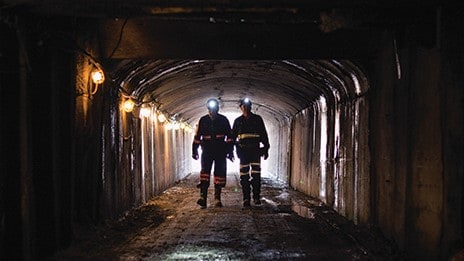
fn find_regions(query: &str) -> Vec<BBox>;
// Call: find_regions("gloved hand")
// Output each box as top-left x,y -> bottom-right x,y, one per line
260,148 -> 269,160
227,153 -> 235,162
192,153 -> 199,160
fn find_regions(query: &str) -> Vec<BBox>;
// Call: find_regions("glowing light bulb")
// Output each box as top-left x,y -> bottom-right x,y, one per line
91,70 -> 105,84
164,122 -> 173,130
139,107 -> 151,118
158,113 -> 166,123
122,99 -> 135,112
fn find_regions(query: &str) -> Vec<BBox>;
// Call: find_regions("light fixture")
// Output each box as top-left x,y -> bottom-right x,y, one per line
91,69 -> 105,84
122,98 -> 135,113
172,122 -> 180,130
139,107 -> 151,118
157,113 -> 166,123
164,121 -> 173,130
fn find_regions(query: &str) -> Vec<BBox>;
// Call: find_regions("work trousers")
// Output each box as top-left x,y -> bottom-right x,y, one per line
238,147 -> 261,201
199,150 -> 227,192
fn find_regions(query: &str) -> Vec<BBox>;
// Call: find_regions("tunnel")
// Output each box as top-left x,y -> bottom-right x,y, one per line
112,59 -> 368,192
1,1 -> 463,260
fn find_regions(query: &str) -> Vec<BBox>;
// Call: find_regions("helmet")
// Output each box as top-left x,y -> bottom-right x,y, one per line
206,98 -> 219,111
239,97 -> 252,108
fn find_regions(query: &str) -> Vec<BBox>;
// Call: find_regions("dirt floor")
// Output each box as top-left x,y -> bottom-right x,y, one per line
53,172 -> 402,260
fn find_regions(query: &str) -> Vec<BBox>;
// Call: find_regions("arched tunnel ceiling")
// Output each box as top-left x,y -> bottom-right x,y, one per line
84,1 -> 426,127
4,0 -> 436,127
111,59 -> 367,125
5,0 -> 431,127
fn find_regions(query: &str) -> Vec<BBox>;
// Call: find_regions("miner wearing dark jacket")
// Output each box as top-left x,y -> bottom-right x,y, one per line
231,98 -> 270,207
192,98 -> 234,208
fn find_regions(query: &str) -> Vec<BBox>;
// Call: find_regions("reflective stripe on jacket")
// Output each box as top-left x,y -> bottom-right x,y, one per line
232,113 -> 269,150
192,113 -> 233,154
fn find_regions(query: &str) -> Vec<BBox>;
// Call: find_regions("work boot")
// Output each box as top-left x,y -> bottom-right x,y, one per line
243,199 -> 251,208
253,198 -> 262,205
214,199 -> 223,207
197,185 -> 208,209
197,197 -> 207,209
214,186 -> 223,207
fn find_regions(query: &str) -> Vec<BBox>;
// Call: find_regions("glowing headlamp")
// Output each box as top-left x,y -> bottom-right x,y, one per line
239,97 -> 252,107
207,99 -> 219,110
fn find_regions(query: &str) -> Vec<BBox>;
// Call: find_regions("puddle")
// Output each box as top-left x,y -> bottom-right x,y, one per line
291,202 -> 316,219
158,245 -> 245,260
262,197 -> 279,208
276,191 -> 290,200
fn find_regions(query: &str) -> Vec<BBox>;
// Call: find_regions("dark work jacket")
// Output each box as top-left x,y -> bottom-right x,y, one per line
232,113 -> 270,150
192,113 -> 233,155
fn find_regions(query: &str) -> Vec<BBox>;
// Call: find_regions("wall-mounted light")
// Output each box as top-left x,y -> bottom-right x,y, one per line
172,122 -> 180,130
185,125 -> 194,133
139,107 -> 151,118
157,113 -> 167,123
122,98 -> 135,113
164,121 -> 173,130
91,69 -> 105,84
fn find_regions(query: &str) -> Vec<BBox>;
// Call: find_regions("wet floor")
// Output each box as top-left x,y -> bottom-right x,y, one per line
54,172 -> 401,260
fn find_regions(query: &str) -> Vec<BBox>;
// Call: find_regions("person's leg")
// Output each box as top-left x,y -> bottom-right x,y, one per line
213,155 -> 227,207
198,152 -> 213,208
239,156 -> 251,206
250,163 -> 261,204
250,151 -> 262,205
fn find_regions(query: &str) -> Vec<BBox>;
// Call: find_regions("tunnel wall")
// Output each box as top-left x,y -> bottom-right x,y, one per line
99,93 -> 193,218
264,119 -> 290,182
291,108 -> 320,197
369,30 -> 443,260
367,8 -> 464,259
0,17 -> 77,259
289,8 -> 464,260
290,94 -> 370,225
0,21 -> 23,260
138,108 -> 192,203
440,8 -> 464,259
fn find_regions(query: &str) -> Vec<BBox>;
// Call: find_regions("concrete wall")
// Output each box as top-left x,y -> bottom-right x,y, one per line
289,8 -> 464,260
138,107 -> 192,203
440,7 -> 464,258
369,31 -> 447,259
366,8 -> 463,259
266,118 -> 290,182
290,92 -> 370,225
99,95 -> 193,217
0,16 -> 78,259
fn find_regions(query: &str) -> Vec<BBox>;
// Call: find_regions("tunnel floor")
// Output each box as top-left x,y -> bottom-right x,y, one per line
54,173 -> 401,260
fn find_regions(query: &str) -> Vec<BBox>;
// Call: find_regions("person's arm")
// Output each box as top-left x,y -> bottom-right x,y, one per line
225,118 -> 234,162
258,116 -> 270,159
192,119 -> 202,160
231,118 -> 240,159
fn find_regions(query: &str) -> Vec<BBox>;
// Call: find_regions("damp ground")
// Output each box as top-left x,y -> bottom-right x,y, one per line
53,172 -> 402,260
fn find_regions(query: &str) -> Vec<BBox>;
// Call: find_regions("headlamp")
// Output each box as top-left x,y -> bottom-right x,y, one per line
239,97 -> 252,107
207,99 -> 219,110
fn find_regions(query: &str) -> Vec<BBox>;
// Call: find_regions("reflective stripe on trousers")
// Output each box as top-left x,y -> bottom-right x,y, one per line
199,151 -> 227,187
